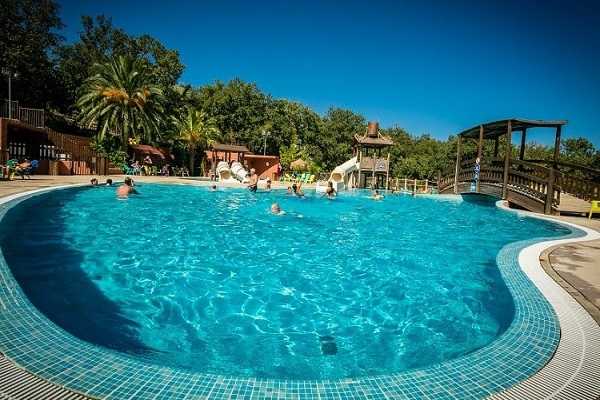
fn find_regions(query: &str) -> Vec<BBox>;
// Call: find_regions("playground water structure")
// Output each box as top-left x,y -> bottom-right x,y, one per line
216,160 -> 250,183
316,156 -> 359,193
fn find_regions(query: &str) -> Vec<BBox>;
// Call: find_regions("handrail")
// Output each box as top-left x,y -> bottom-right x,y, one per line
438,157 -> 566,214
0,100 -> 45,127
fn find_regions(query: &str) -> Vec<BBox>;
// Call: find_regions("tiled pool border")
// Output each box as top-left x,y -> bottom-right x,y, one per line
0,187 -> 599,399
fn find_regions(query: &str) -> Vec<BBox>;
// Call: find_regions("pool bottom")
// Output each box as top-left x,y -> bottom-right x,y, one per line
0,189 -> 594,399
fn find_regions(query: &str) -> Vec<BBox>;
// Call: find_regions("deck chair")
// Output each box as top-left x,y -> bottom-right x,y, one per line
284,173 -> 293,182
305,174 -> 315,184
123,165 -> 137,175
1,159 -> 18,180
18,160 -> 39,179
589,200 -> 600,219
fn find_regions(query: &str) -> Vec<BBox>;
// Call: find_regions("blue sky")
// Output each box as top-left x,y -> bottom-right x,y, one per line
56,0 -> 600,148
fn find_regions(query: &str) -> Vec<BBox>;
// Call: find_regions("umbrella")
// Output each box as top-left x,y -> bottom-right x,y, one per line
290,159 -> 309,171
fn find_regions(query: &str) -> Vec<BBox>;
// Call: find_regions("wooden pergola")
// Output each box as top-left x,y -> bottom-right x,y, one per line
454,118 -> 568,214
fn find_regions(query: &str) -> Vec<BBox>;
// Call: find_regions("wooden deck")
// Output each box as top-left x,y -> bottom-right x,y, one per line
558,193 -> 594,216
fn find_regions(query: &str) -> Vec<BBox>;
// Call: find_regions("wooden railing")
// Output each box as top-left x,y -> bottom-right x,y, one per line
0,100 -> 45,127
44,127 -> 107,175
439,157 -> 564,214
359,157 -> 389,171
390,178 -> 438,193
527,160 -> 600,201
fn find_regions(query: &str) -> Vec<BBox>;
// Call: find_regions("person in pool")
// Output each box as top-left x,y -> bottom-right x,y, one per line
116,177 -> 139,198
372,189 -> 383,200
321,181 -> 336,199
270,203 -> 282,214
292,182 -> 306,199
247,168 -> 258,192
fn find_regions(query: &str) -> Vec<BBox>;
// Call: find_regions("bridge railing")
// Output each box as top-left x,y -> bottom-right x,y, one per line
439,157 -> 562,213
527,160 -> 600,201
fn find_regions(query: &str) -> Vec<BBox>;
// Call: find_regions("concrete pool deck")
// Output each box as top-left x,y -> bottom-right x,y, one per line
0,174 -> 599,399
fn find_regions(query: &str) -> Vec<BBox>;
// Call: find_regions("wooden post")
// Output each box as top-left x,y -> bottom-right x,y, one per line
519,128 -> 527,160
371,153 -> 376,187
553,125 -> 562,163
385,152 -> 390,190
502,120 -> 513,199
546,124 -> 562,214
476,125 -> 484,193
545,168 -> 555,214
493,138 -> 499,158
454,135 -> 461,194
357,148 -> 362,189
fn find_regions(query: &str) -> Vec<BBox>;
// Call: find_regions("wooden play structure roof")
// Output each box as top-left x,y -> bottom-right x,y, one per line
131,144 -> 174,164
458,118 -> 568,141
210,144 -> 250,153
353,121 -> 394,148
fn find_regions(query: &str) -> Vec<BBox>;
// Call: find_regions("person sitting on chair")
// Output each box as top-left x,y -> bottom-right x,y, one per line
14,158 -> 32,179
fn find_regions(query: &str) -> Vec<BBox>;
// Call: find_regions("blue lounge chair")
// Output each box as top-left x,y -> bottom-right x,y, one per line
18,160 -> 39,179
123,165 -> 137,175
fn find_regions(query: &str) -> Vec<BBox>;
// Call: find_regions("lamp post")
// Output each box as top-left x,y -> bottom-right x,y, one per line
2,69 -> 17,120
261,130 -> 270,156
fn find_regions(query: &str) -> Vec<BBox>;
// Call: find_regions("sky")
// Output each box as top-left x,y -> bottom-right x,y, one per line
55,0 -> 600,149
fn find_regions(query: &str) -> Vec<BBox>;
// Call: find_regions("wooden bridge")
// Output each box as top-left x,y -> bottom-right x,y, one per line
438,119 -> 600,216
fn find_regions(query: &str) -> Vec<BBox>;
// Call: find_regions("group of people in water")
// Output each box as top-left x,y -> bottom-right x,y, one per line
99,172 -> 395,209
90,176 -> 139,199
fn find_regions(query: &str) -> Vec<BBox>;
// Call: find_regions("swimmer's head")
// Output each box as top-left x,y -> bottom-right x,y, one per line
270,203 -> 280,214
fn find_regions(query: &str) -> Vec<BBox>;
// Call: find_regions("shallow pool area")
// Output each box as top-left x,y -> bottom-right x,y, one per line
0,182 -> 598,399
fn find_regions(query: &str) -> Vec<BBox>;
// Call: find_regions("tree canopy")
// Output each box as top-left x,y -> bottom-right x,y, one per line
2,0 -> 598,179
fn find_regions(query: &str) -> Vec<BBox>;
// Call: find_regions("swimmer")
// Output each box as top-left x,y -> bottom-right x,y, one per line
270,203 -> 282,214
292,182 -> 306,199
247,168 -> 258,192
372,189 -> 383,200
116,177 -> 139,198
321,181 -> 336,199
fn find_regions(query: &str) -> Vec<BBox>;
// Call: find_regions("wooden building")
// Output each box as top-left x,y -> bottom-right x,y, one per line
353,122 -> 394,189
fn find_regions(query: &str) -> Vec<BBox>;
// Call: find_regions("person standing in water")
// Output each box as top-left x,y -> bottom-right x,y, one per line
247,168 -> 258,192
116,177 -> 139,198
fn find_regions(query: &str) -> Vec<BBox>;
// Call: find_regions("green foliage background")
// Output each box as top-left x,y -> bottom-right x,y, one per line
2,0 -> 599,178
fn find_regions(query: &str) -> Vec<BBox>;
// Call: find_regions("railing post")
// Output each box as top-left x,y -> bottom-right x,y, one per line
454,135 -> 461,194
545,168 -> 555,214
502,121 -> 512,199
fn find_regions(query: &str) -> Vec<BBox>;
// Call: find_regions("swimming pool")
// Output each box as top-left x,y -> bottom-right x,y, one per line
0,183 -> 593,399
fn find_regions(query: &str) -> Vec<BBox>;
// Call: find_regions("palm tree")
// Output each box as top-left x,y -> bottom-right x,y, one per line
76,54 -> 165,149
172,105 -> 221,176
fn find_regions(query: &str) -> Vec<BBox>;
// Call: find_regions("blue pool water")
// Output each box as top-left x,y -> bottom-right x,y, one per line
0,184 -> 572,380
